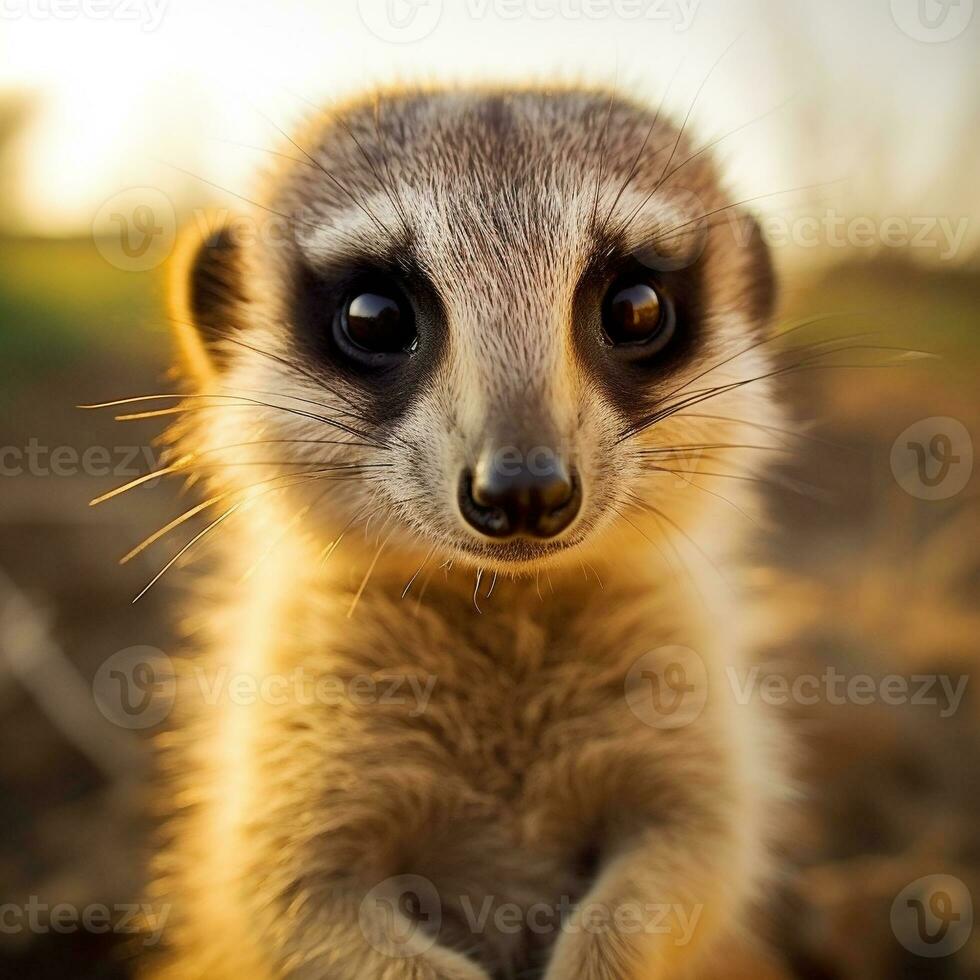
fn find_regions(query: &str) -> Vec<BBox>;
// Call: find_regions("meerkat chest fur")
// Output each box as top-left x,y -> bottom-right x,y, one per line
204,544 -> 744,978
155,87 -> 785,980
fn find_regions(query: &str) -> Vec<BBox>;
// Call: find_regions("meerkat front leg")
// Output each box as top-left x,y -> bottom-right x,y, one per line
541,689 -> 764,980
543,825 -> 748,980
265,891 -> 493,980
293,936 -> 492,980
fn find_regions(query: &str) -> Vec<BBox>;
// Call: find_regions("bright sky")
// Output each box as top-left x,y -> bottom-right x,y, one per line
0,0 -> 977,260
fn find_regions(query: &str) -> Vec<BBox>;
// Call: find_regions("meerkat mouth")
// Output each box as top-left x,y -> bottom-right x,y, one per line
450,528 -> 590,570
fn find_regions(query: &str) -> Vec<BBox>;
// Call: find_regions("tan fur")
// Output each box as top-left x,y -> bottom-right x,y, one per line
146,86 -> 789,980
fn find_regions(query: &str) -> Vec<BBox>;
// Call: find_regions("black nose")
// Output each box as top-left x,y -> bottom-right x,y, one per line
458,449 -> 582,539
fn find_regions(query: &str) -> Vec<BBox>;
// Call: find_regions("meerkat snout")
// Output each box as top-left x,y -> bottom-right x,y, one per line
459,446 -> 581,539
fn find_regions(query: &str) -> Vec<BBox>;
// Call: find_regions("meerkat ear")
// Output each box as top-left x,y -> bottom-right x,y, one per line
735,210 -> 777,327
169,219 -> 247,387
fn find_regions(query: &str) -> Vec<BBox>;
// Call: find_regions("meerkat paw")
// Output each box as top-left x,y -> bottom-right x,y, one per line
415,946 -> 493,980
542,933 -> 643,980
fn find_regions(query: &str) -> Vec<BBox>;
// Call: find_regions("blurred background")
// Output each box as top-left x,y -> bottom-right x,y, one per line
0,0 -> 978,977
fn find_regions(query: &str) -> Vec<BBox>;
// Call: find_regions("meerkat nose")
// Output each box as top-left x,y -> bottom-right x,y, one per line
458,447 -> 581,540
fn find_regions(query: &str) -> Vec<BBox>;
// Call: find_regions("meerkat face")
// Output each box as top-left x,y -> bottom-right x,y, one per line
175,88 -> 778,575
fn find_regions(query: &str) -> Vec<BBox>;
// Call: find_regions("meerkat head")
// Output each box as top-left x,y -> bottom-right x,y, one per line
170,87 -> 778,577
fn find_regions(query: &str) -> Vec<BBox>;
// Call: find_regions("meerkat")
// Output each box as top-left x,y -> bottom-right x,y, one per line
140,85 -> 788,980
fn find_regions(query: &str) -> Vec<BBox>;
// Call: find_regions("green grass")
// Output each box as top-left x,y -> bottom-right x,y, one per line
0,237 -> 167,375
782,257 -> 980,380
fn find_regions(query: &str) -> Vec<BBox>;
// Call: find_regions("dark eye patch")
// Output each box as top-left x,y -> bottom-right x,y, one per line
571,244 -> 707,425
288,253 -> 446,424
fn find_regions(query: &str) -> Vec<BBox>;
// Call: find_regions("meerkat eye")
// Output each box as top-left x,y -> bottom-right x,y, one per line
334,282 -> 417,365
601,279 -> 675,352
